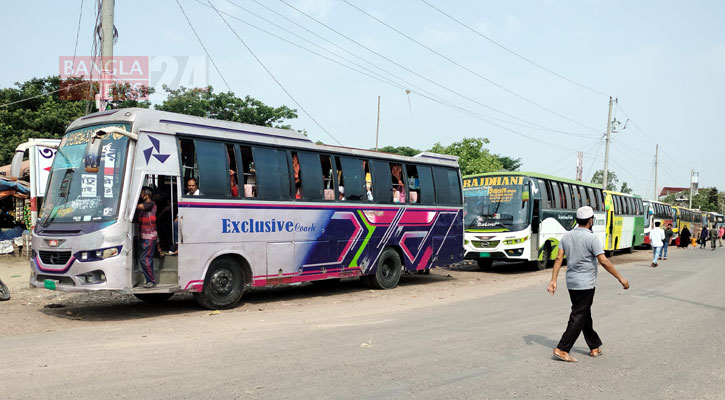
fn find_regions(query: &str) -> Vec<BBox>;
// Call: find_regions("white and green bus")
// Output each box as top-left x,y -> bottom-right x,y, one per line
463,172 -> 606,270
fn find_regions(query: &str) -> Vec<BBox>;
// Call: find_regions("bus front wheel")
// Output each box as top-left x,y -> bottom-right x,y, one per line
194,257 -> 245,310
477,259 -> 493,271
533,243 -> 551,271
366,248 -> 402,289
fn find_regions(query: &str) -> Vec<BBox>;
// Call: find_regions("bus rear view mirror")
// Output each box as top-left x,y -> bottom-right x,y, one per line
84,131 -> 107,173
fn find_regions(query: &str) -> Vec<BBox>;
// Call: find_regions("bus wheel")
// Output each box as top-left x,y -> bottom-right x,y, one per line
134,293 -> 173,303
366,248 -> 402,289
533,243 -> 551,271
625,238 -> 634,254
477,259 -> 493,271
193,257 -> 244,310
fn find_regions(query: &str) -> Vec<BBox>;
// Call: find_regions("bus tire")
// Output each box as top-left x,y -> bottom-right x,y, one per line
193,257 -> 245,310
533,243 -> 551,271
366,248 -> 402,289
625,237 -> 634,253
477,259 -> 493,271
134,293 -> 173,303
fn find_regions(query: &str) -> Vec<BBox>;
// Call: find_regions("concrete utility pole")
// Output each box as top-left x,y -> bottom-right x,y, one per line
98,0 -> 115,111
602,97 -> 615,190
689,169 -> 694,209
375,96 -> 381,151
654,144 -> 659,200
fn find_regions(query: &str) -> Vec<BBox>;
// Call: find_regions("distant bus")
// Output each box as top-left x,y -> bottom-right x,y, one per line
603,190 -> 645,253
673,206 -> 701,246
642,200 -> 674,247
463,172 -> 606,270
24,108 -> 464,309
710,212 -> 725,229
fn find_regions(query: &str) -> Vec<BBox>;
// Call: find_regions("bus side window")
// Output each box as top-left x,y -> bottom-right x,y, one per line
578,186 -> 588,208
417,166 -> 434,205
596,189 -> 604,210
562,184 -> 572,209
226,144 -> 240,198
337,156 -> 365,201
371,160 -> 391,203
320,154 -> 335,201
195,139 -> 229,198
390,163 -> 405,203
537,179 -> 550,208
587,187 -> 596,209
432,167 -> 451,205
179,138 -> 198,185
405,164 -> 420,203
550,182 -> 561,208
240,146 -> 256,198
446,169 -> 462,206
363,160 -> 373,201
294,151 -> 324,201
253,147 -> 291,201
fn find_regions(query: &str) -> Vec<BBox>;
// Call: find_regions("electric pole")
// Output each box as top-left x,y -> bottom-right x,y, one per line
375,96 -> 380,151
654,144 -> 658,200
602,97 -> 615,190
98,0 -> 115,111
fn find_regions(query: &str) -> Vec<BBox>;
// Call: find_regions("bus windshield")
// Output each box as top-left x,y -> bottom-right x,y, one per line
463,177 -> 529,231
39,123 -> 130,227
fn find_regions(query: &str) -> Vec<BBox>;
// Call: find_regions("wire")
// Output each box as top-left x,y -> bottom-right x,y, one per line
0,81 -> 91,108
206,0 -> 342,146
175,0 -> 232,92
277,0 -> 599,139
341,0 -> 602,134
72,0 -> 85,65
419,0 -> 610,98
224,1 -> 597,139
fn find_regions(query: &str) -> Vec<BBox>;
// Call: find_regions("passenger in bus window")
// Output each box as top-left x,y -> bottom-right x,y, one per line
363,160 -> 373,201
292,153 -> 302,199
391,164 -> 405,203
186,178 -> 200,196
338,186 -> 345,200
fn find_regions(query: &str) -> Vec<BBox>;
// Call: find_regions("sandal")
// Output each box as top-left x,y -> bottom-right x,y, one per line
553,349 -> 578,362
590,348 -> 603,357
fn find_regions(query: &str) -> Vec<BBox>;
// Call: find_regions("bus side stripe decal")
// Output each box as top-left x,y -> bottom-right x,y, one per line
350,210 -> 376,268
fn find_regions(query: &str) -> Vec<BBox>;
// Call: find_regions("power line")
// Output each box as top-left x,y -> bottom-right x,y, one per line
72,0 -> 85,65
341,0 -> 602,134
276,0 -> 598,139
175,0 -> 232,92
206,0 -> 342,146
418,0 -> 610,98
0,81 -> 90,108
224,1 -> 597,139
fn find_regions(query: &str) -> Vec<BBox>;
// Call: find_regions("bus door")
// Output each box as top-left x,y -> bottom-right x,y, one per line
135,174 -> 180,288
606,200 -> 614,249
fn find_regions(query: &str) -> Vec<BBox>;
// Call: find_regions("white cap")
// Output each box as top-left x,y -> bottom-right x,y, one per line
576,206 -> 594,219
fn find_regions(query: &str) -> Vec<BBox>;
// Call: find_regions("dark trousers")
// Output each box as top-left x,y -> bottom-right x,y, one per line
140,239 -> 156,283
557,288 -> 602,352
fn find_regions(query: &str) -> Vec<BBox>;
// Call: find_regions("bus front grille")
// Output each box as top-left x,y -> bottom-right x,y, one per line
471,240 -> 499,249
38,250 -> 72,265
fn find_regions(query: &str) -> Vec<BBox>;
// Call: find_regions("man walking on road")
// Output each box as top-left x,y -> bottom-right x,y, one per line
662,223 -> 674,260
650,222 -> 665,267
547,206 -> 630,363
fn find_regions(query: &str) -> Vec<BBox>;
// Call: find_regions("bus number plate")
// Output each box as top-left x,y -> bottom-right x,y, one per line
44,279 -> 58,290
479,252 -> 490,258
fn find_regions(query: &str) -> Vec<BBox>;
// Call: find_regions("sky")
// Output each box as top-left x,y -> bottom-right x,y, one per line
1,0 -> 724,200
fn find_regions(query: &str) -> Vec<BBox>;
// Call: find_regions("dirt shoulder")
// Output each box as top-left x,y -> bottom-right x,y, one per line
0,248 -> 653,337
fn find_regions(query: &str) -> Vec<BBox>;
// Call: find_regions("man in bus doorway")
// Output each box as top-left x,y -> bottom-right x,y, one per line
650,222 -> 665,267
547,206 -> 630,362
136,187 -> 158,288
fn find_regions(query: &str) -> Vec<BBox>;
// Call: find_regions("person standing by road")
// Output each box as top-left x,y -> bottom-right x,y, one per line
662,223 -> 674,260
136,187 -> 158,288
711,225 -> 718,251
679,226 -> 691,249
547,206 -> 630,363
700,226 -> 709,249
719,226 -> 724,248
650,222 -> 665,267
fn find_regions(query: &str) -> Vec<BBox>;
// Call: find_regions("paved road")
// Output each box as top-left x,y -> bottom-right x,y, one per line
2,247 -> 724,399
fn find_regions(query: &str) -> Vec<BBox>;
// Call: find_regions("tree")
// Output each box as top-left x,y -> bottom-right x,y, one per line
619,182 -> 633,194
495,155 -> 522,171
591,169 -> 628,192
428,137 -> 502,176
691,187 -> 721,212
373,145 -> 421,157
155,85 -> 297,129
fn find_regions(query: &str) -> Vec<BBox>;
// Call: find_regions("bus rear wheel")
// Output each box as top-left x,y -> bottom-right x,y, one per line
194,257 -> 245,310
533,243 -> 551,271
366,248 -> 402,289
477,259 -> 493,271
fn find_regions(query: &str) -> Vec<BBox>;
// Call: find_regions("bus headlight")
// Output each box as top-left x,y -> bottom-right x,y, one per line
76,246 -> 122,262
503,236 -> 528,245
